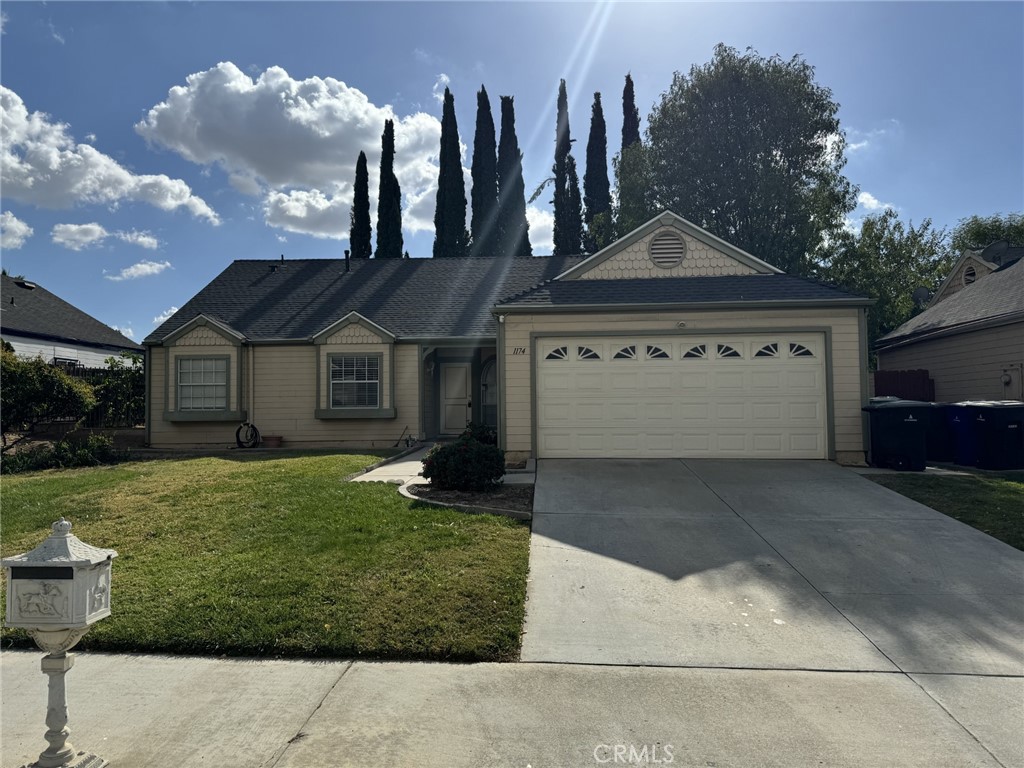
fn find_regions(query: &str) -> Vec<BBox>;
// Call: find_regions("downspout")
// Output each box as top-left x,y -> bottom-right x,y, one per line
144,346 -> 151,447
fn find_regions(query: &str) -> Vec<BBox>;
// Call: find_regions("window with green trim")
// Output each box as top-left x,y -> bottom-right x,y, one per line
330,355 -> 380,408
177,358 -> 227,411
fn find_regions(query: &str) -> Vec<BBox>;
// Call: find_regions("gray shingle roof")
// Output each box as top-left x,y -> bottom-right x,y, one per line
495,274 -> 871,309
145,256 -> 586,343
1,275 -> 143,351
877,257 -> 1024,347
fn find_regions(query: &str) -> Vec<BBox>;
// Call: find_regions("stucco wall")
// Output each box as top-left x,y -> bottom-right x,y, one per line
501,307 -> 866,460
877,321 -> 1024,402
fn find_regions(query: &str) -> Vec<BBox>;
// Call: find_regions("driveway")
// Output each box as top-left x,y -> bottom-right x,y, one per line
522,459 -> 1024,676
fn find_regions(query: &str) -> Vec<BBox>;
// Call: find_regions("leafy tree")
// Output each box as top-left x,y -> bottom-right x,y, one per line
433,88 -> 469,258
375,119 -> 404,258
614,141 -> 653,236
645,44 -> 856,275
93,352 -> 145,427
496,96 -> 532,257
584,92 -> 612,252
349,151 -> 372,259
1,349 -> 96,452
552,79 -> 582,255
470,86 -> 499,257
950,212 -> 1024,253
820,210 -> 952,350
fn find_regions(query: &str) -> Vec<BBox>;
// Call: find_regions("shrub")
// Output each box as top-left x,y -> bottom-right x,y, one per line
422,437 -> 505,491
460,421 -> 498,446
1,349 -> 96,450
92,353 -> 145,427
0,435 -> 125,474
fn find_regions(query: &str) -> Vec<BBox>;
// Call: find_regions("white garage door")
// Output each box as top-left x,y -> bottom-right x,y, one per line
536,334 -> 827,459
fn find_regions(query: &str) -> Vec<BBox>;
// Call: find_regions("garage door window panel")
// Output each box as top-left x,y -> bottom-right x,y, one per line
545,346 -> 568,360
577,345 -> 602,360
754,343 -> 779,358
716,343 -> 744,359
613,345 -> 637,360
789,342 -> 815,358
646,344 -> 671,360
682,344 -> 707,359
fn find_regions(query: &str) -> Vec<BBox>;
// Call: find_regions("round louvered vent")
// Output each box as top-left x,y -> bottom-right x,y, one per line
648,231 -> 686,268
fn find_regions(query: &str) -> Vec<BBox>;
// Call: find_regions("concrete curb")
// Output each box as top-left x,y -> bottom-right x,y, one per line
342,443 -> 427,482
399,479 -> 532,521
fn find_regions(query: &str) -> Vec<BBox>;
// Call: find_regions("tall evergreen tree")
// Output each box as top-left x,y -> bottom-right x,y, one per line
470,85 -> 499,257
433,87 -> 469,258
496,96 -> 532,257
552,79 -> 582,255
565,154 -> 584,254
583,92 -> 612,252
622,72 -> 641,151
349,151 -> 372,259
375,120 -> 403,258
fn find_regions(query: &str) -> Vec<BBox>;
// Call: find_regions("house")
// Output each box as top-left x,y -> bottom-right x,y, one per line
876,244 -> 1024,402
143,212 -> 873,463
1,274 -> 143,367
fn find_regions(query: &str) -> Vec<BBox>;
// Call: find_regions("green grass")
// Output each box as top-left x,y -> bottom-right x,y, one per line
1,453 -> 530,661
869,470 -> 1024,551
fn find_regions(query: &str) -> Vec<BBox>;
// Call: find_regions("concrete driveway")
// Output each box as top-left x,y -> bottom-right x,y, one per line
523,459 -> 1024,675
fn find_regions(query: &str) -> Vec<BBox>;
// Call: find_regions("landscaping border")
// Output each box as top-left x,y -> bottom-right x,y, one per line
400,480 -> 532,521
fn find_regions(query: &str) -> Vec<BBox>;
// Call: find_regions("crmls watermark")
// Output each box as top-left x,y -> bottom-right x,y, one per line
593,744 -> 675,764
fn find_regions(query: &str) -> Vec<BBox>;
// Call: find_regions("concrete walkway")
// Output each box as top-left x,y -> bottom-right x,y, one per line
2,651 -> 1018,768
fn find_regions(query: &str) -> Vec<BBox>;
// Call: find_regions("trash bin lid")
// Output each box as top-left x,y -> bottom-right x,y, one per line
862,398 -> 934,411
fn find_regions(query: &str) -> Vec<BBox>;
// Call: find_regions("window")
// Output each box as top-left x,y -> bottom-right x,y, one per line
613,345 -> 637,360
177,358 -> 227,411
330,355 -> 379,408
577,346 -> 601,360
716,344 -> 742,359
682,344 -> 707,359
754,343 -> 779,358
646,345 -> 671,360
546,346 -> 568,360
789,343 -> 815,358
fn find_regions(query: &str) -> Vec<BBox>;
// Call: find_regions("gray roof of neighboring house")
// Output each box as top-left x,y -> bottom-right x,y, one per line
877,256 -> 1024,348
0,274 -> 143,352
145,256 -> 587,343
495,273 -> 871,310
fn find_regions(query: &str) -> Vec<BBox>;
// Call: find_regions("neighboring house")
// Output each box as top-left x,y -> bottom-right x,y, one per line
144,212 -> 873,463
1,274 -> 143,367
876,248 -> 1024,402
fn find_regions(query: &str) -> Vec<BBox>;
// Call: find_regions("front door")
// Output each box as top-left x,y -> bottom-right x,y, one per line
441,362 -> 472,434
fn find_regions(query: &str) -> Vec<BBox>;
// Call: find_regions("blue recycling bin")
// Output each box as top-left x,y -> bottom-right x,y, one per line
948,402 -> 982,466
926,402 -> 954,463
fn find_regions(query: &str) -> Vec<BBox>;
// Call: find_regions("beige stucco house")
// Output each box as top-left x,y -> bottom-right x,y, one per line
876,246 -> 1024,402
144,212 -> 873,463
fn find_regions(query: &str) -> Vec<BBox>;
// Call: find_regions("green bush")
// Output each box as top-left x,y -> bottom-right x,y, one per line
93,353 -> 145,427
460,421 -> 498,446
1,348 -> 96,447
422,437 -> 505,491
0,435 -> 125,474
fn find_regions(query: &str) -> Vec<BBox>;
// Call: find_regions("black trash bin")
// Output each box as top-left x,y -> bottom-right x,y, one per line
970,401 -> 1024,470
862,399 -> 932,471
948,402 -> 983,466
926,402 -> 954,463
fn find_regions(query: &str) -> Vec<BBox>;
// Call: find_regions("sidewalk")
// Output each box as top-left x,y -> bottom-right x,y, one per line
3,650 -> 1016,768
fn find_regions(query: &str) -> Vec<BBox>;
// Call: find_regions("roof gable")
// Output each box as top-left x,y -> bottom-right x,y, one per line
928,251 -> 994,306
556,211 -> 783,281
313,311 -> 395,344
163,314 -> 245,346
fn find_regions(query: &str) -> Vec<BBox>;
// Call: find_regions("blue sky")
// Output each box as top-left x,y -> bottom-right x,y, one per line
1,1 -> 1021,342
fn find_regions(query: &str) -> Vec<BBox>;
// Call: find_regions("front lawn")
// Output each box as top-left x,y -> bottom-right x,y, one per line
869,470 -> 1024,551
1,453 -> 530,661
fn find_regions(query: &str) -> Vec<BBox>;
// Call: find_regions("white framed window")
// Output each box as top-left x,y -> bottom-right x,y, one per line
177,357 -> 228,411
330,355 -> 380,408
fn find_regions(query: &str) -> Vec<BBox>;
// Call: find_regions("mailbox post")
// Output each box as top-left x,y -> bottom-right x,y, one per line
3,518 -> 117,768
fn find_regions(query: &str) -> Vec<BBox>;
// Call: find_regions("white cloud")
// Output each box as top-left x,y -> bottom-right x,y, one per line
134,62 -> 445,239
845,120 -> 903,155
432,73 -> 451,104
0,211 -> 33,249
52,222 -> 109,250
526,205 -> 553,254
48,20 -> 64,45
110,325 -> 135,340
51,222 -> 160,251
153,306 -> 178,324
857,191 -> 895,212
1,86 -> 219,224
0,12 -> 8,35
105,259 -> 172,281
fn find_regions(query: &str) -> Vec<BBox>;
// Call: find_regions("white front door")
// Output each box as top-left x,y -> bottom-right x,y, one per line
441,362 -> 472,434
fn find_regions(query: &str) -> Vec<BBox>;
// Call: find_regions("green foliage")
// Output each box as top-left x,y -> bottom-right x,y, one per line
584,92 -> 612,253
433,88 -> 470,258
645,44 -> 856,275
950,212 -> 1024,253
422,437 -> 505,491
613,141 -> 653,236
460,421 -> 498,446
349,151 -> 373,259
470,86 -> 499,257
621,73 -> 641,151
1,349 -> 96,448
1,435 -> 124,474
375,119 -> 404,258
820,209 -> 952,351
552,79 -> 583,256
93,352 -> 145,427
495,96 -> 532,257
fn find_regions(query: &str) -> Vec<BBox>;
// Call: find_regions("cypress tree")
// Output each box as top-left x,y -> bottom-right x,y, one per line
583,92 -> 611,252
470,85 -> 499,257
433,87 -> 469,258
496,96 -> 532,257
565,154 -> 584,254
622,72 -> 641,151
552,79 -> 582,255
375,120 -> 404,258
349,151 -> 372,259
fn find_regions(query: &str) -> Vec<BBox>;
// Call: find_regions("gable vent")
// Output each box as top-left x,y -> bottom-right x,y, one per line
648,231 -> 686,269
